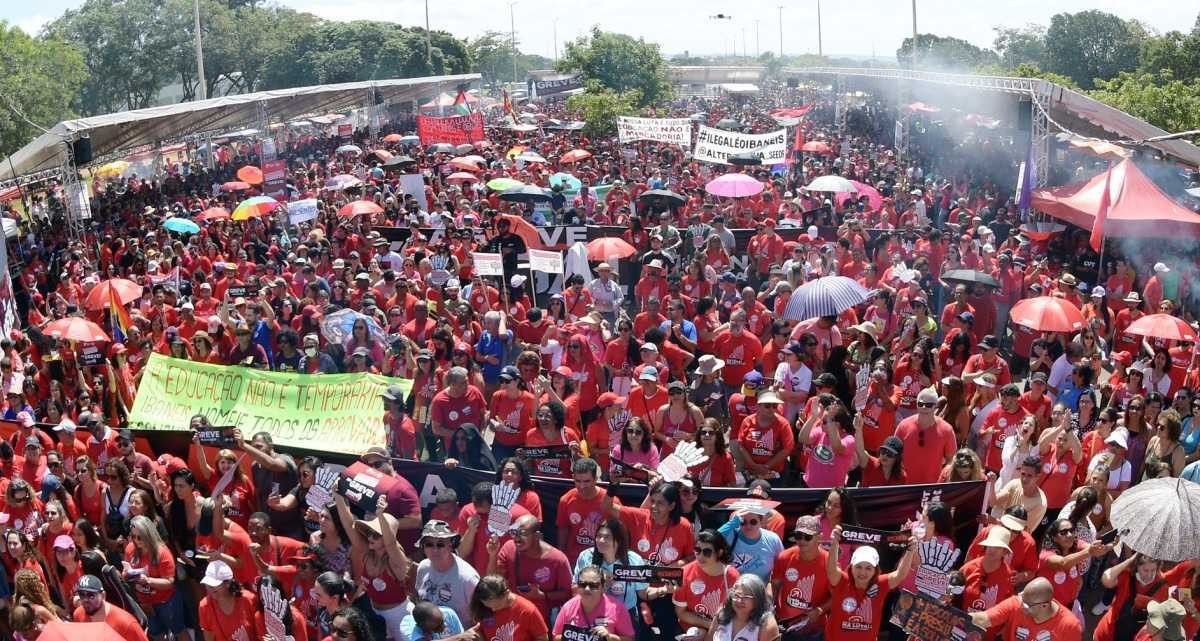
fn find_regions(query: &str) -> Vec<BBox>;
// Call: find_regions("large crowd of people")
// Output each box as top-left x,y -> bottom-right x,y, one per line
0,83 -> 1197,641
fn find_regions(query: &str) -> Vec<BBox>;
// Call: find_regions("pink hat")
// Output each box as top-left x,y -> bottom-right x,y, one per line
52,534 -> 75,550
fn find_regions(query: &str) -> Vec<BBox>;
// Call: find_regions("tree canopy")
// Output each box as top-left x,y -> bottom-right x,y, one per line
1044,10 -> 1141,89
0,22 -> 87,158
896,34 -> 999,70
557,28 -> 671,107
468,31 -> 553,88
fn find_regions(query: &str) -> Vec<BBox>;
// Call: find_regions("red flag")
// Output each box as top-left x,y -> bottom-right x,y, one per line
1090,162 -> 1113,252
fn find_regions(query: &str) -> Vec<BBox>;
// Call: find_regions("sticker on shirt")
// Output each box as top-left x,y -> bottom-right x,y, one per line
786,574 -> 815,609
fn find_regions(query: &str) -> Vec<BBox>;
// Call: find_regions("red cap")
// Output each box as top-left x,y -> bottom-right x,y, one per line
763,218 -> 776,227
1112,351 -> 1132,366
596,392 -> 627,408
454,342 -> 472,355
553,365 -> 574,378
156,454 -> 189,476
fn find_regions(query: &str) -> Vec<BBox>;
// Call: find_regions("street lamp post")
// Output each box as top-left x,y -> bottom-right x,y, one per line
509,2 -> 519,83
193,0 -> 207,101
816,0 -> 823,57
553,18 -> 559,62
777,6 -> 784,57
911,0 -> 919,68
754,20 -> 760,56
425,0 -> 432,66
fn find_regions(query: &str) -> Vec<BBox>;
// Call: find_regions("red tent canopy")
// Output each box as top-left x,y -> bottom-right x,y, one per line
1031,159 -> 1200,239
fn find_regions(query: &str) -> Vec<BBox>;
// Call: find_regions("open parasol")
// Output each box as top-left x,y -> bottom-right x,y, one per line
45,317 -> 110,343
586,237 -> 637,261
196,207 -> 230,222
560,149 -> 592,163
231,196 -> 281,220
705,174 -> 764,198
236,166 -> 263,184
941,269 -> 1000,289
805,175 -> 855,193
1111,477 -> 1200,561
1124,313 -> 1198,342
163,218 -> 201,235
1009,296 -> 1085,333
83,278 -> 142,311
221,181 -> 251,193
446,172 -> 480,184
800,141 -> 832,154
638,189 -> 687,209
782,276 -> 870,321
487,178 -> 524,192
499,185 -> 552,204
338,200 -> 384,217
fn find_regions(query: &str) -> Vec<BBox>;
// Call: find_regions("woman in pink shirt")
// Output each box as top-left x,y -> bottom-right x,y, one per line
797,404 -> 857,488
552,566 -> 635,641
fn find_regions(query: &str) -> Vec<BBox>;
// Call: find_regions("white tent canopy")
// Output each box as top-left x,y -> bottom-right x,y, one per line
0,73 -> 480,182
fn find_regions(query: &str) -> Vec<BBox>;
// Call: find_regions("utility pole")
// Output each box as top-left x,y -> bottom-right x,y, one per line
777,6 -> 784,57
509,2 -> 518,83
193,0 -> 207,101
425,0 -> 432,66
816,0 -> 823,58
911,0 -> 919,68
742,29 -> 747,58
553,19 -> 559,62
754,20 -> 760,56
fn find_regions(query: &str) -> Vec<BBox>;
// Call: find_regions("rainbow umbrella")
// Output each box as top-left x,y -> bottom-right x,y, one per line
231,195 -> 281,221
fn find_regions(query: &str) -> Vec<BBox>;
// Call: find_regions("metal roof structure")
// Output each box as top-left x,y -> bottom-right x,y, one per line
0,73 -> 481,183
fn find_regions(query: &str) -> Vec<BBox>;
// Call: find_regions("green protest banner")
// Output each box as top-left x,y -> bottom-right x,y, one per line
128,353 -> 411,455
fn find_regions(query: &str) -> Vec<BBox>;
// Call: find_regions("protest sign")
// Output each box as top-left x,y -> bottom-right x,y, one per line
609,457 -> 650,482
714,498 -> 782,514
398,174 -> 427,201
306,466 -> 339,511
79,342 -> 105,366
196,426 -> 238,448
693,126 -> 788,165
892,590 -> 983,641
472,252 -> 504,276
337,462 -> 398,514
561,625 -> 602,641
210,455 -> 245,497
528,248 -> 564,273
288,198 -> 319,226
263,159 -> 287,198
531,74 -> 582,97
516,445 -> 573,460
128,353 -> 411,455
417,113 -> 486,146
612,564 -> 684,583
617,116 -> 692,146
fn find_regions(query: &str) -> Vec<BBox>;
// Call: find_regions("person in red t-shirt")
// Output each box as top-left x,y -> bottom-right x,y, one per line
473,575 -> 551,641
961,527 -> 1015,615
555,459 -> 613,564
198,560 -> 258,641
713,312 -> 763,389
971,578 -> 1083,641
489,367 -> 536,460
771,515 -> 832,631
72,574 -> 150,641
825,525 -> 916,641
735,392 -> 794,480
980,385 -> 1031,471
429,368 -> 489,451
893,388 -> 957,483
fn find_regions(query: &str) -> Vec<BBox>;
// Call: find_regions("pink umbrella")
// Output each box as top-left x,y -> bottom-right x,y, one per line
836,180 -> 884,211
446,172 -> 479,184
704,173 -> 764,198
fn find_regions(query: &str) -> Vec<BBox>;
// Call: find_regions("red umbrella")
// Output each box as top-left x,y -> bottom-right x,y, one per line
383,133 -> 403,143
338,200 -> 384,217
801,141 -> 832,154
45,317 -> 110,343
586,237 -> 637,261
560,149 -> 592,163
446,172 -> 479,184
370,149 -> 394,161
1125,314 -> 1198,342
236,166 -> 263,185
83,278 -> 142,311
449,158 -> 484,172
1009,296 -> 1085,333
221,181 -> 251,192
500,214 -> 544,250
197,206 -> 231,221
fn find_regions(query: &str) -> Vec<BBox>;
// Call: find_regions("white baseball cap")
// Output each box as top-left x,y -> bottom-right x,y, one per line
850,545 -> 880,568
200,560 -> 233,587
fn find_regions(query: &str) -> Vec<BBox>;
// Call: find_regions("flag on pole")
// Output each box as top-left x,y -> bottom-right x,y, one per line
1017,141 -> 1037,212
1090,162 -> 1114,252
109,287 -> 133,343
502,89 -> 517,122
452,89 -> 471,116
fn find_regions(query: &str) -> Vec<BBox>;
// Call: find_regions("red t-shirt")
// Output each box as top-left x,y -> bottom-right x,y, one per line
490,390 -> 537,448
825,573 -> 891,641
967,525 -> 1040,577
893,416 -> 957,483
496,539 -> 573,622
672,561 -> 740,619
960,556 -> 1014,612
124,542 -> 176,606
73,604 -> 149,641
982,405 -> 1030,470
772,547 -> 831,622
430,386 -> 488,448
555,488 -> 611,565
198,590 -> 257,641
197,521 -> 256,585
1037,545 -> 1086,607
619,505 -> 694,565
737,411 -> 796,472
478,593 -> 549,641
454,501 -> 530,573
524,427 -> 581,478
983,595 -> 1083,641
1038,444 -> 1079,509
713,330 -> 763,387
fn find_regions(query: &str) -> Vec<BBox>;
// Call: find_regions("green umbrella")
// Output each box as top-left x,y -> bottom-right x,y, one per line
550,172 -> 582,191
487,178 -> 525,191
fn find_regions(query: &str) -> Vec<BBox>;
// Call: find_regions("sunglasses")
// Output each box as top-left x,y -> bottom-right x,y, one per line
742,518 -> 760,527
1056,528 -> 1075,536
423,541 -> 449,549
916,401 -> 936,408
626,428 -> 644,435
795,532 -> 816,541
697,547 -> 716,557
698,430 -> 717,437
577,581 -> 602,590
332,626 -> 353,639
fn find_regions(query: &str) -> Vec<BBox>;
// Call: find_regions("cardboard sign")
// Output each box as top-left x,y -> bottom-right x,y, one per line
79,342 -> 105,366
617,116 -> 692,146
609,457 -> 650,482
306,466 -> 339,511
472,252 -> 505,276
196,427 -> 238,448
528,248 -> 564,274
259,582 -> 288,641
288,198 -> 319,226
612,564 -> 684,583
561,625 -> 602,641
693,126 -> 788,165
517,445 -> 573,460
892,589 -> 983,641
263,159 -> 287,198
225,284 -> 260,299
841,524 -> 911,550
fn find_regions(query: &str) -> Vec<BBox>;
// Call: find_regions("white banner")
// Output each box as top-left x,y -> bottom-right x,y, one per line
692,126 -> 788,165
617,116 -> 692,146
528,248 -> 564,274
398,173 -> 426,201
288,198 -> 319,226
472,252 -> 504,276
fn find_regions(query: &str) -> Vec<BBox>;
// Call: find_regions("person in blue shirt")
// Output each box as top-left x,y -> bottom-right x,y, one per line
718,509 -> 784,582
659,299 -> 697,352
399,601 -> 463,641
474,310 -> 512,392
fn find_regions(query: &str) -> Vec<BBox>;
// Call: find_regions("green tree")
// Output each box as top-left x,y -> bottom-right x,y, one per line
992,24 -> 1047,68
896,34 -> 999,70
557,27 -> 671,107
1091,71 -> 1200,134
0,22 -> 87,157
564,87 -> 641,138
469,31 -> 552,87
973,62 -> 1080,89
1044,10 -> 1140,89
1138,30 -> 1200,82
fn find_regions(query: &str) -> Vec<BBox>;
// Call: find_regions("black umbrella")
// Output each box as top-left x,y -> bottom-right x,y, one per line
728,152 -> 763,166
637,189 -> 687,208
942,269 -> 1000,289
499,185 -> 552,204
383,155 -> 416,168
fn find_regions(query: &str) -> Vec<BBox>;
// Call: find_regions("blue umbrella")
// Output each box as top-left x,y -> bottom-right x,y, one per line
319,308 -> 389,346
162,217 -> 200,235
549,172 -> 582,191
782,276 -> 870,321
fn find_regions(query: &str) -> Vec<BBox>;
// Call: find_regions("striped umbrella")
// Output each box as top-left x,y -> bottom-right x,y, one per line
1111,477 -> 1200,561
782,276 -> 870,321
231,196 -> 280,220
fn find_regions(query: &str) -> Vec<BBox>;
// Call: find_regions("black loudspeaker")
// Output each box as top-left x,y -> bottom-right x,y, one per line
786,77 -> 799,88
71,137 -> 93,165
1016,99 -> 1032,134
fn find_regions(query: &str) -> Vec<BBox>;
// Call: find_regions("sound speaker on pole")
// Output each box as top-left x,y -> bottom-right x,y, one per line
71,137 -> 93,165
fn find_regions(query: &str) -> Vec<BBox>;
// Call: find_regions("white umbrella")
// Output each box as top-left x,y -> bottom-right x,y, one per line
517,152 -> 548,163
1111,477 -> 1200,562
335,144 -> 362,155
782,276 -> 871,321
806,175 -> 857,193
511,124 -> 538,133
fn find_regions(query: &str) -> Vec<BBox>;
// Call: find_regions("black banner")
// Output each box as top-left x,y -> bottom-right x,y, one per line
892,590 -> 983,641
196,427 -> 237,448
79,342 -> 105,366
531,74 -> 583,96
561,625 -> 601,641
516,445 -> 573,460
612,564 -> 684,583
395,460 -> 985,544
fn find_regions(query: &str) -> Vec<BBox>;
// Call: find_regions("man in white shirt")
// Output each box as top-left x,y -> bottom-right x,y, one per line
586,263 -> 624,326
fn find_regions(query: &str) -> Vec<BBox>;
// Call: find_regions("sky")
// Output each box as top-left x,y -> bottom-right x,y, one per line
3,0 -> 1198,60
